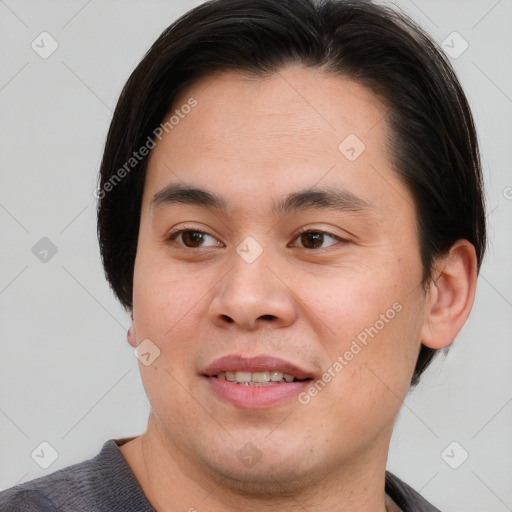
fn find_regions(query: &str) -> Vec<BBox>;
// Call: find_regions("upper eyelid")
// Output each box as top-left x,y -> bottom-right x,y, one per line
292,226 -> 343,239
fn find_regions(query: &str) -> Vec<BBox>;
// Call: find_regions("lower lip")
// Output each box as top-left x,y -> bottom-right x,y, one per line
205,377 -> 310,409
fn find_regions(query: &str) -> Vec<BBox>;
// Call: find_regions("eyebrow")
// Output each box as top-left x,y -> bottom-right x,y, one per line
150,183 -> 372,216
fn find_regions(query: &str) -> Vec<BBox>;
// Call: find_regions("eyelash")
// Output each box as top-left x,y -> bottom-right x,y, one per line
166,227 -> 348,251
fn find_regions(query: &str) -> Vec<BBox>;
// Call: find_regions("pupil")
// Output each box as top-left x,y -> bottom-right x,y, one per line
302,232 -> 323,249
183,231 -> 204,247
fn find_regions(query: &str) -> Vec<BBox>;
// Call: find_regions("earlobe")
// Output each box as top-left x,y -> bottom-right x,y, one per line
421,240 -> 478,350
127,311 -> 137,348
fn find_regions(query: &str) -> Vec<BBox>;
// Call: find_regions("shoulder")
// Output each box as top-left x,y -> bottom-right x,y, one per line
385,471 -> 442,512
0,442 -> 104,512
0,487 -> 62,511
0,438 -> 153,512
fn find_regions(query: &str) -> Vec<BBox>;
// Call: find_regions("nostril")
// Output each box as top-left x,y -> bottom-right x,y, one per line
259,314 -> 276,321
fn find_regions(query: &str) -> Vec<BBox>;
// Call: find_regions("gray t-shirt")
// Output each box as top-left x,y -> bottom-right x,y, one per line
0,438 -> 441,511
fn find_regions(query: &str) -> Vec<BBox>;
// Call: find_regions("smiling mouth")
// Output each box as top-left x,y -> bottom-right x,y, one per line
212,371 -> 312,385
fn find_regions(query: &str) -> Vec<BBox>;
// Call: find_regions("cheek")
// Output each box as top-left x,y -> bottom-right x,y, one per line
296,259 -> 403,342
298,257 -> 423,397
329,294 -> 423,417
131,261 -> 204,419
132,257 -> 207,341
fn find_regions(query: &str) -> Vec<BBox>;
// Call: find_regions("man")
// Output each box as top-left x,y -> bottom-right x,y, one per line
0,0 -> 485,510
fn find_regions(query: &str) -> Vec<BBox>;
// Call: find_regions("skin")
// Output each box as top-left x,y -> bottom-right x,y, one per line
119,64 -> 477,511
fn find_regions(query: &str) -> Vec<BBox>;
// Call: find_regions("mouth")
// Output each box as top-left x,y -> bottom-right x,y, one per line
201,354 -> 315,408
212,370 -> 311,385
202,354 -> 316,382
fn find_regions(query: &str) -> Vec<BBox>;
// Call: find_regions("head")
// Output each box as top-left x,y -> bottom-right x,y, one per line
97,0 -> 485,492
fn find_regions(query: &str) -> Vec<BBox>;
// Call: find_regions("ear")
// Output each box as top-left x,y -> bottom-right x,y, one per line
127,310 -> 137,348
421,240 -> 478,350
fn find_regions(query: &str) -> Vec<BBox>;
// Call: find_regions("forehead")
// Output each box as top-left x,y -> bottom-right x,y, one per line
143,64 -> 411,221
171,65 -> 388,148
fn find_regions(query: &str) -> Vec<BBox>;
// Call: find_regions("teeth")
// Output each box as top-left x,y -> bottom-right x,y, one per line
215,370 -> 298,384
252,371 -> 270,383
235,371 -> 252,383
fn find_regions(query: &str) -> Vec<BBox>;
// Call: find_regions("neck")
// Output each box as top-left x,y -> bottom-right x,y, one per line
119,414 -> 392,512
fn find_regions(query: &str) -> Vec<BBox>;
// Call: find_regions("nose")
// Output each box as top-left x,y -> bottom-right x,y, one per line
207,245 -> 297,331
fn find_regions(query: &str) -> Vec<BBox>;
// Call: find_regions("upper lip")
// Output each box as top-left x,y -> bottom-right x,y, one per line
201,354 -> 315,380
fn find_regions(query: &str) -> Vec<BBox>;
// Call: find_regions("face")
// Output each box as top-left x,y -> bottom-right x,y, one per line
129,64 -> 429,492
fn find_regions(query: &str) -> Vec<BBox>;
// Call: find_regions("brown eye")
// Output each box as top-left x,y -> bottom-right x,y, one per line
169,230 -> 220,248
292,230 -> 343,250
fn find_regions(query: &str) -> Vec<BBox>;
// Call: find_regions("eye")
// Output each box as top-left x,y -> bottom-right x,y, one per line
167,228 -> 346,250
167,229 -> 222,248
290,229 -> 345,250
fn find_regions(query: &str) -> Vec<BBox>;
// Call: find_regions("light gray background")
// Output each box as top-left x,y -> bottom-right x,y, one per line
0,0 -> 511,510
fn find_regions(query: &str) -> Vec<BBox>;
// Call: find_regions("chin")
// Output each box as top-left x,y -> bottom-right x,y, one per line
204,456 -> 318,498
193,438 -> 325,496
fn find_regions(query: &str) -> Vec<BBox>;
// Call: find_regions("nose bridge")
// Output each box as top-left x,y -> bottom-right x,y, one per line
230,238 -> 273,295
209,236 -> 296,329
